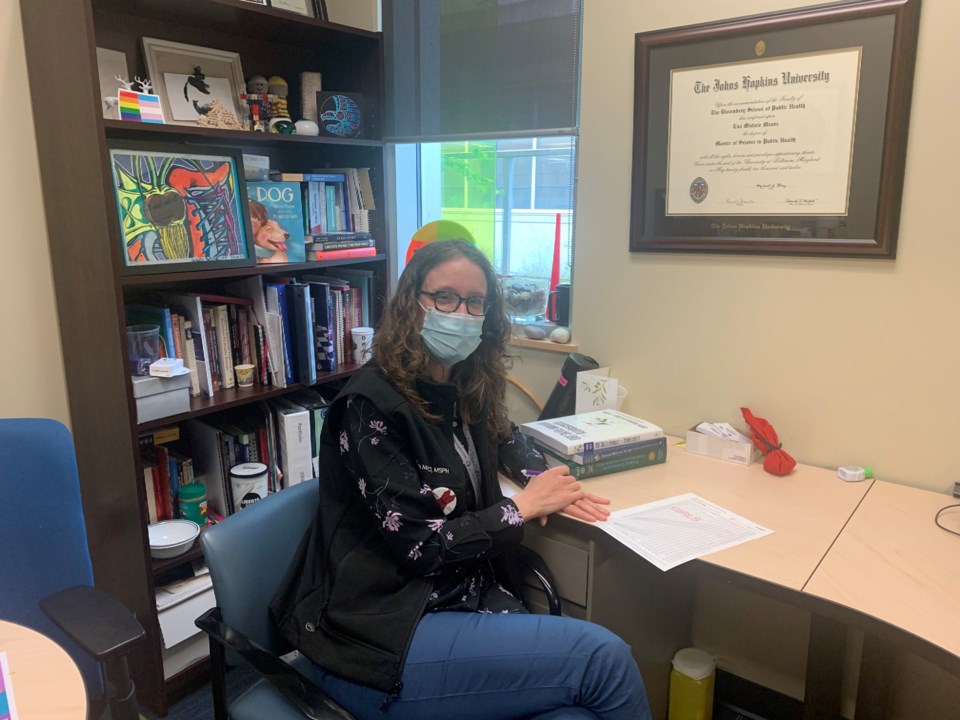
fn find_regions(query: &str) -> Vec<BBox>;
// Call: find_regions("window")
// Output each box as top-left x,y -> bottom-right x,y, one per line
386,1 -> 582,294
395,138 -> 574,280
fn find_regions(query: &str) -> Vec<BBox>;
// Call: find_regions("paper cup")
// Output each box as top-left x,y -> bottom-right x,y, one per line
235,363 -> 255,388
351,327 -> 374,365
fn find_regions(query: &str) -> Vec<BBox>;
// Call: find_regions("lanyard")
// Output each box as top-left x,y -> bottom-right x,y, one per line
452,424 -> 482,504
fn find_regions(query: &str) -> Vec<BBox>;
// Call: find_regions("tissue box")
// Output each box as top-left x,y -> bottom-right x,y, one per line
685,423 -> 756,465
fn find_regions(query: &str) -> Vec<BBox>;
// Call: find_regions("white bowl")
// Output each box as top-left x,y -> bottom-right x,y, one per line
148,519 -> 200,559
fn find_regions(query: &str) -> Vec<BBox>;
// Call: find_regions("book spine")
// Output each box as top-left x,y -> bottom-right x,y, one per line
309,246 -> 378,261
202,308 -> 220,391
214,304 -> 235,389
238,308 -> 252,365
228,304 -> 242,368
543,438 -> 667,479
574,436 -> 666,464
310,237 -> 375,251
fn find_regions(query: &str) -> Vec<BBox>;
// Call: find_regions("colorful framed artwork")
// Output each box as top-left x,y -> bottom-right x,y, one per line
106,140 -> 256,276
629,0 -> 921,258
316,91 -> 365,138
141,37 -> 246,128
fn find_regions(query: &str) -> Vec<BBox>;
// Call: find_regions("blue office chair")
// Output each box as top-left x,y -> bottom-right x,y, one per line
196,478 -> 563,720
0,418 -> 145,720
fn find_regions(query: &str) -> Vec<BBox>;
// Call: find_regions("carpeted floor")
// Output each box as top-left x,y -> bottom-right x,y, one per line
140,664 -> 257,720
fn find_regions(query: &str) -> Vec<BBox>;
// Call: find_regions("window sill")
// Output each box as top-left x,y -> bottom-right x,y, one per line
509,336 -> 579,354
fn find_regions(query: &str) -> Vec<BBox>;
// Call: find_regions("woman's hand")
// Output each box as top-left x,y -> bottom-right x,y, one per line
561,492 -> 611,523
511,466 -> 584,522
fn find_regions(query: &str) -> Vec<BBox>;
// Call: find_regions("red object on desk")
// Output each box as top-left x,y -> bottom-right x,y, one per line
741,407 -> 796,476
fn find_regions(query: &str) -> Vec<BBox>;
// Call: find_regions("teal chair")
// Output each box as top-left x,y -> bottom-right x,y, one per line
196,478 -> 563,719
0,418 -> 145,720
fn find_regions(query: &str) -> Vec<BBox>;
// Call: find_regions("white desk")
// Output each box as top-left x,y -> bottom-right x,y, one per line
511,439 -> 960,719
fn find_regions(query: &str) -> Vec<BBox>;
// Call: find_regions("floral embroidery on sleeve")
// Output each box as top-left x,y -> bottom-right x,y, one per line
500,504 -> 523,527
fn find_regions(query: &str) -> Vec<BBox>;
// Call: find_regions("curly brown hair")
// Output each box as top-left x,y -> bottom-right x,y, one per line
370,239 -> 514,438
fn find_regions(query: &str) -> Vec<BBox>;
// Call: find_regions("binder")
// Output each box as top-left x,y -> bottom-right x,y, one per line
185,418 -> 232,517
287,282 -> 317,385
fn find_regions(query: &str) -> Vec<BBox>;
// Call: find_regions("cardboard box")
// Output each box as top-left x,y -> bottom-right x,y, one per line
685,423 -> 757,465
131,373 -> 192,423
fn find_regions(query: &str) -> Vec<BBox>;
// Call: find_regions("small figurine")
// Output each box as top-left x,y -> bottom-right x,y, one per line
134,75 -> 153,95
242,75 -> 274,132
268,76 -> 290,119
114,74 -> 135,91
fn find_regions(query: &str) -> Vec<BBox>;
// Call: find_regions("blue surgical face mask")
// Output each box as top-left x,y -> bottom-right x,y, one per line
419,305 -> 484,366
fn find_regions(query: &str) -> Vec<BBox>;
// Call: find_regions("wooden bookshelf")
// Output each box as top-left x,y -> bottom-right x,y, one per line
19,0 -> 389,713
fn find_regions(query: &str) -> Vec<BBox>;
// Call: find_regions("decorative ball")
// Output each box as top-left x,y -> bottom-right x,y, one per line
268,118 -> 296,134
549,327 -> 571,344
246,75 -> 269,94
294,119 -> 320,136
267,75 -> 289,97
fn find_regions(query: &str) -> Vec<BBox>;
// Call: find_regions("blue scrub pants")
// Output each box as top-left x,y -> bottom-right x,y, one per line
306,612 -> 652,719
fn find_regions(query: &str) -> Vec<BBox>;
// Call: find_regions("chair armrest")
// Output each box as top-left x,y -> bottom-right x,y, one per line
196,608 -> 354,720
515,545 -> 562,616
40,584 -> 145,661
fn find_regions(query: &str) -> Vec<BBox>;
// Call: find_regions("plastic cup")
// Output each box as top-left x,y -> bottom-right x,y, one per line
351,326 -> 374,365
126,324 -> 161,376
235,363 -> 255,388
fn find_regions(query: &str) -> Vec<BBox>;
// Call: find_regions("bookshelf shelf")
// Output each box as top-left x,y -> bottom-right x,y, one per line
119,256 -> 387,287
20,0 -> 389,714
103,120 -> 385,147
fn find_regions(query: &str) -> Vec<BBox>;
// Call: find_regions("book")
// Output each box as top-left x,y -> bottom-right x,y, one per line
538,436 -> 667,479
565,436 -> 668,465
270,397 -> 313,488
286,389 -> 330,477
326,267 -> 374,327
308,246 -> 378,262
287,283 -> 317,385
247,181 -> 307,264
264,282 -> 295,386
520,410 -> 663,456
156,293 -> 215,397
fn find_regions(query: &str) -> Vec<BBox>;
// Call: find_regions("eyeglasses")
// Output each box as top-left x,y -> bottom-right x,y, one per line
418,290 -> 488,316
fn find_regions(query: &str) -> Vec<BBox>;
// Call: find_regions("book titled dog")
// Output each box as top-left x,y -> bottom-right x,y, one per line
247,181 -> 306,264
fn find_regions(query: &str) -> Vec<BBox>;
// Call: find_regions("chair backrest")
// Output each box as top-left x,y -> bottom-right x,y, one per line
200,478 -> 319,653
0,418 -> 101,696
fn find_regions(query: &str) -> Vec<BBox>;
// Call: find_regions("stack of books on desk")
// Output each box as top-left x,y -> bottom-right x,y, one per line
520,410 -> 667,479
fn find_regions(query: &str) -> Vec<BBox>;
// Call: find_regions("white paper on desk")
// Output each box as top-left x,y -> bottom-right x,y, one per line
599,493 -> 773,571
1,651 -> 20,720
576,368 -> 628,413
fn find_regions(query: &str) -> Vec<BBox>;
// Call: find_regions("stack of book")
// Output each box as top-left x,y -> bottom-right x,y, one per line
520,410 -> 666,479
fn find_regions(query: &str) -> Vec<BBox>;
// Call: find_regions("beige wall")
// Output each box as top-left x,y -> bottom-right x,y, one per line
0,2 -> 68,422
563,0 -> 960,494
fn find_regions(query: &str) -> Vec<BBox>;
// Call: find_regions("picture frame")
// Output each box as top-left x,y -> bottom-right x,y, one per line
269,0 -> 327,19
630,0 -> 921,258
316,91 -> 366,138
141,37 -> 246,128
106,140 -> 256,276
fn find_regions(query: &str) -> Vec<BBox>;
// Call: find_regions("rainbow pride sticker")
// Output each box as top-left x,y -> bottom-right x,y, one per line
118,89 -> 164,124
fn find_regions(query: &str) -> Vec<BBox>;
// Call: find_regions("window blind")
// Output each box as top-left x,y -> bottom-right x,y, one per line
384,0 -> 582,142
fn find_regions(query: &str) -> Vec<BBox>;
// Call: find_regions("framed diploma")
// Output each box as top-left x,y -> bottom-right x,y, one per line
630,0 -> 921,258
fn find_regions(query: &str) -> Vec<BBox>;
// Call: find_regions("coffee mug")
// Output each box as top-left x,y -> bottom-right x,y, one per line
546,284 -> 571,326
351,326 -> 374,365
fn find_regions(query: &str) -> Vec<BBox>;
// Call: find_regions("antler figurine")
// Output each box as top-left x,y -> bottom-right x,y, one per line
114,74 -> 134,91
134,76 -> 153,94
